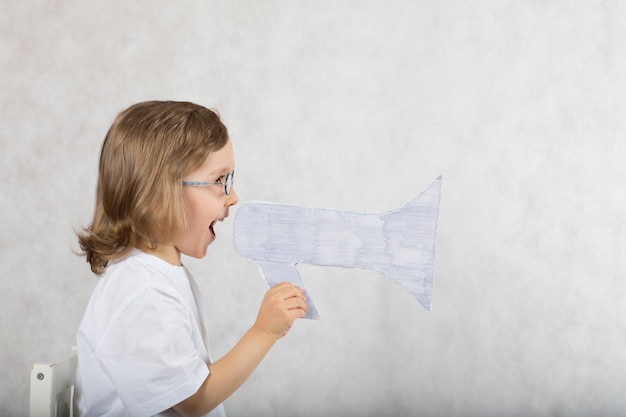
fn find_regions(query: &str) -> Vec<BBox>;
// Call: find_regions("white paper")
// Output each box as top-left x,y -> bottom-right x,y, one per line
233,176 -> 442,319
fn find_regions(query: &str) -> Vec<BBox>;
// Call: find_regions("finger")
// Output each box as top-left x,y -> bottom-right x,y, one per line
284,291 -> 306,306
284,297 -> 307,311
293,306 -> 307,319
272,281 -> 300,290
269,282 -> 293,295
272,282 -> 305,298
283,303 -> 307,320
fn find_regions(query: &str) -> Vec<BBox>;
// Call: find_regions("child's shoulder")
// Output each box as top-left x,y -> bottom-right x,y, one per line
101,250 -> 185,293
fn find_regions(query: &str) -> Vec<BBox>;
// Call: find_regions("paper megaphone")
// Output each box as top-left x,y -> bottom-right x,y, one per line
233,176 -> 442,319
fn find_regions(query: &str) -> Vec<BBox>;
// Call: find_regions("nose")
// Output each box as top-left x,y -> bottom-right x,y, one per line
227,187 -> 238,206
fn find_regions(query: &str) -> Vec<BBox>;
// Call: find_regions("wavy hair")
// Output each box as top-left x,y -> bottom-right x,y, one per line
78,101 -> 229,274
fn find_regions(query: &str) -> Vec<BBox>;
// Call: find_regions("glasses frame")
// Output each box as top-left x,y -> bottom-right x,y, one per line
182,171 -> 235,195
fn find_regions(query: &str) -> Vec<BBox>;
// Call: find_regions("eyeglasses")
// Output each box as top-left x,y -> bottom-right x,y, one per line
182,171 -> 235,195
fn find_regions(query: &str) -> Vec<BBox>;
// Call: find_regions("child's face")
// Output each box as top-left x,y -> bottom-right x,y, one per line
176,140 -> 238,259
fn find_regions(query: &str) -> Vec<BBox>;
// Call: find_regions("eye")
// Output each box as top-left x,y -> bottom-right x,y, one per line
215,175 -> 225,183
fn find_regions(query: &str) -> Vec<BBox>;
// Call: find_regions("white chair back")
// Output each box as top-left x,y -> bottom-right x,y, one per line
30,347 -> 77,417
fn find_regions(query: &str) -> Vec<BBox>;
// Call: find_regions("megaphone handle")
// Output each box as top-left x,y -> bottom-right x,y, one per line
258,261 -> 320,320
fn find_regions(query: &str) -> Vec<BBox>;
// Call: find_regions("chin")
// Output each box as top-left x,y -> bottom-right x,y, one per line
184,246 -> 209,259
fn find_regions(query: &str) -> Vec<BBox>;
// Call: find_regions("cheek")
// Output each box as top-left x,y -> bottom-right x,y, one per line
185,195 -> 221,225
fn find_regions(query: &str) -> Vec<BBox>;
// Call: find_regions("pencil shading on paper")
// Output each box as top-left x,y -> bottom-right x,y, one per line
233,176 -> 442,319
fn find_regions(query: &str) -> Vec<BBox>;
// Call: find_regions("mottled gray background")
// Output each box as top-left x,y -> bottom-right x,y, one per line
2,1 -> 626,416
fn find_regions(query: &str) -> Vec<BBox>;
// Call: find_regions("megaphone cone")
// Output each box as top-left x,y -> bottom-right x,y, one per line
233,176 -> 442,319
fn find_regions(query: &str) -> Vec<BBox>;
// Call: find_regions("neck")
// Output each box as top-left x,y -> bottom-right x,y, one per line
141,243 -> 182,266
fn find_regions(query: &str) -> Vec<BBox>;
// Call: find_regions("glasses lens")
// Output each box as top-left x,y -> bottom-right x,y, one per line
225,172 -> 234,195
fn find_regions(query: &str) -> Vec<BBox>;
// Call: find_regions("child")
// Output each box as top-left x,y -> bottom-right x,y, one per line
75,101 -> 307,417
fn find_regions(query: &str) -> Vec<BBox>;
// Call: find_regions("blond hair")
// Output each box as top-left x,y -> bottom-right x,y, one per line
78,101 -> 229,274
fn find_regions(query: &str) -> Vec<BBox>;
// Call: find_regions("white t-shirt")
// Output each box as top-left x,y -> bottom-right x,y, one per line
75,250 -> 226,417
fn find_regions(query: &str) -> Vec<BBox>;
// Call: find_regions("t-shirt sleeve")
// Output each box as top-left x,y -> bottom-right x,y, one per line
93,282 -> 209,417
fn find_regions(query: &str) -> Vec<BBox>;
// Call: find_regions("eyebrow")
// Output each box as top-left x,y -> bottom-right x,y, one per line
208,167 -> 234,176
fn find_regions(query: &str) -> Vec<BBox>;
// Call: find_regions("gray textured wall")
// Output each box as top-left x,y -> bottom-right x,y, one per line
2,1 -> 626,416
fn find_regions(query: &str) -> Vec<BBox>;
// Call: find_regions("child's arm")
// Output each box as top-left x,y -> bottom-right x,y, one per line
173,281 -> 307,417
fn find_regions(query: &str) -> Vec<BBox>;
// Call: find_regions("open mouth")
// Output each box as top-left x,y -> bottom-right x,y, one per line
209,216 -> 227,240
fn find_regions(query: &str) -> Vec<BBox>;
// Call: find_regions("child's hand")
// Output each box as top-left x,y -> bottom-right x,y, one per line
253,282 -> 307,341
